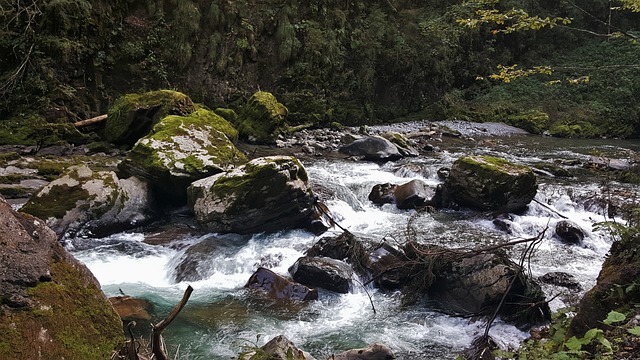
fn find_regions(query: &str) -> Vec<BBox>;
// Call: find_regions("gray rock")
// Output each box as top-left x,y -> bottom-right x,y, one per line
289,256 -> 353,293
331,343 -> 395,360
188,156 -> 316,234
245,267 -> 318,301
241,335 -> 316,360
339,136 -> 402,162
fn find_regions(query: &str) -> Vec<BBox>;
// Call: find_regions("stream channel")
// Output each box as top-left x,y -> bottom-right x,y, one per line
68,123 -> 640,359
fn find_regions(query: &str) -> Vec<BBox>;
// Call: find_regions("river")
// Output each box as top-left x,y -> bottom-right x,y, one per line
69,126 -> 640,359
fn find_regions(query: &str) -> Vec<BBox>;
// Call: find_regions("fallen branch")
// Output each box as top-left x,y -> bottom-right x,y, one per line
151,285 -> 194,360
533,199 -> 568,219
73,114 -> 108,128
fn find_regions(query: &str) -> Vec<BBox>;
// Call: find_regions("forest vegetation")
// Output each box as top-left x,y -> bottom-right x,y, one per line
1,0 -> 639,143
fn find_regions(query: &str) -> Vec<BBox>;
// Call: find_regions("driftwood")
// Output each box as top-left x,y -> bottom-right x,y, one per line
151,285 -> 194,360
73,114 -> 108,128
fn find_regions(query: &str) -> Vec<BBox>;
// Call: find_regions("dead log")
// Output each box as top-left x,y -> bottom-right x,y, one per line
151,285 -> 193,360
73,114 -> 107,128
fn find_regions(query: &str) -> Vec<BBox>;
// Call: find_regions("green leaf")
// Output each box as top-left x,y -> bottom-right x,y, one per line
583,328 -> 603,341
628,326 -> 640,335
564,336 -> 583,351
603,310 -> 626,325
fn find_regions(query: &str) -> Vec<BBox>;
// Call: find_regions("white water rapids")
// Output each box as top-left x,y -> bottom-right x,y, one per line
70,135 -> 639,359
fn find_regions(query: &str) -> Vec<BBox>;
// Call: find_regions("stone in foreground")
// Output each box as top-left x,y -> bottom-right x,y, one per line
245,267 -> 318,301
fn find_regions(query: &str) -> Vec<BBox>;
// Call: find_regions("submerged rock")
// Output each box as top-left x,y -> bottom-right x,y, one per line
289,256 -> 353,293
245,267 -> 318,301
440,155 -> 537,212
554,220 -> 585,244
539,272 -> 582,291
109,295 -> 153,321
369,180 -> 436,210
21,164 -> 156,238
236,91 -> 288,144
104,89 -> 196,145
339,136 -> 402,162
118,107 -> 247,204
0,195 -> 124,359
188,156 -> 316,234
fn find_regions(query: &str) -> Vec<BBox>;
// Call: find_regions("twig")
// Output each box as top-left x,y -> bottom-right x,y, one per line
353,279 -> 376,315
151,285 -> 194,360
533,198 -> 568,219
73,114 -> 108,127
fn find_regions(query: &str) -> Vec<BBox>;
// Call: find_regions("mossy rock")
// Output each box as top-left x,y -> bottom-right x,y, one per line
21,165 -> 155,237
103,90 -> 197,145
0,197 -> 124,359
0,113 -> 94,146
214,107 -> 239,124
548,120 -> 602,138
440,155 -> 537,212
236,91 -> 288,144
188,156 -> 315,234
506,110 -> 550,134
118,108 -> 247,204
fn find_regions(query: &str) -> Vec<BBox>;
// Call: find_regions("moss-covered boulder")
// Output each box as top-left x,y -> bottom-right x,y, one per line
0,195 -> 124,359
506,110 -> 550,135
104,90 -> 197,145
440,155 -> 537,212
568,229 -> 640,337
236,91 -> 288,144
118,108 -> 247,204
0,113 -> 94,146
188,156 -> 316,234
21,165 -> 156,238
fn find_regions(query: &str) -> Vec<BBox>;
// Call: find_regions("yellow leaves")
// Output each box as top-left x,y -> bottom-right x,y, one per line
620,0 -> 640,12
487,64 -> 553,83
457,6 -> 572,33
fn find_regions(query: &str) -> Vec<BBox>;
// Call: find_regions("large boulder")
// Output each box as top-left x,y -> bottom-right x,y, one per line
0,196 -> 124,359
339,136 -> 402,162
289,256 -> 353,293
245,267 -> 318,301
188,156 -> 316,234
118,107 -> 247,204
554,220 -> 585,244
364,243 -> 412,290
369,180 -> 437,210
236,91 -> 288,144
403,243 -> 550,327
104,90 -> 196,145
380,131 -> 419,157
440,155 -> 537,212
21,164 -> 155,238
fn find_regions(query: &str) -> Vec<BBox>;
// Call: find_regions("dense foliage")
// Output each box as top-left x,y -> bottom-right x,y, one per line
1,0 -> 639,142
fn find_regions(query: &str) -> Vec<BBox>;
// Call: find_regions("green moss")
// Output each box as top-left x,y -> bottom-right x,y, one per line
0,260 -> 123,360
104,90 -> 196,145
506,110 -> 550,134
214,107 -> 239,125
462,155 -> 531,175
0,174 -> 28,184
0,113 -> 92,146
548,120 -> 602,138
21,184 -> 89,219
0,151 -> 20,165
237,91 -> 288,144
0,186 -> 33,199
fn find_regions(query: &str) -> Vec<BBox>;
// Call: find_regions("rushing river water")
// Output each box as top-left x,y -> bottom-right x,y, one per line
69,129 -> 640,359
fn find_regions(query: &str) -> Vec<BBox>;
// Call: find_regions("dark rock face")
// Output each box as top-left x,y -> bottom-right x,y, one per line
173,235 -> 246,283
289,256 -> 353,293
0,195 -> 124,359
569,232 -> 640,337
188,156 -> 316,234
440,155 -> 537,212
368,183 -> 397,206
20,165 -> 156,238
339,136 -> 402,161
332,343 -> 396,360
363,243 -> 411,290
245,267 -> 318,301
306,231 -> 367,264
555,220 -> 585,244
539,272 -> 582,291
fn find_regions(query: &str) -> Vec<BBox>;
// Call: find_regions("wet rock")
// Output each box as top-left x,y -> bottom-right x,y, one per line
306,231 -> 367,264
532,162 -> 573,177
339,136 -> 402,162
440,155 -> 537,212
493,213 -> 515,234
586,155 -> 631,171
118,107 -> 247,204
188,156 -> 316,234
104,90 -> 196,145
539,272 -> 582,291
393,179 -> 436,210
368,180 -> 436,210
436,167 -> 450,180
309,200 -> 334,235
555,220 -> 585,244
173,235 -> 245,282
109,295 -> 153,321
240,335 -> 316,360
236,91 -> 288,144
332,343 -> 395,360
368,183 -> 397,206
21,165 -> 156,238
364,243 -> 411,290
380,131 -> 419,157
289,256 -> 353,293
245,267 -> 318,301
0,195 -> 124,358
